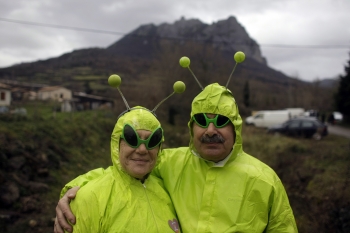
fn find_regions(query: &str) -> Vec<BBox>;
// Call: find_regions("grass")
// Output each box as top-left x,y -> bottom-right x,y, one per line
0,103 -> 115,232
242,125 -> 350,232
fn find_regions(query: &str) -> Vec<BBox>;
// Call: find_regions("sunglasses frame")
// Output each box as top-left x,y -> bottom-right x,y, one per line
193,113 -> 230,128
120,124 -> 163,150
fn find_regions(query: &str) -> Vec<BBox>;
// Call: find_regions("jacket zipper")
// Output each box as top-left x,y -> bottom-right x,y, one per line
143,183 -> 160,233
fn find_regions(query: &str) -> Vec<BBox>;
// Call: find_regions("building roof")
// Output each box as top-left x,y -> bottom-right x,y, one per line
11,87 -> 27,92
0,82 -> 11,90
73,92 -> 114,101
38,86 -> 69,92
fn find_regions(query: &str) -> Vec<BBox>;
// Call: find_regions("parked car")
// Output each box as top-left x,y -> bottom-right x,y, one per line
0,106 -> 9,113
304,109 -> 319,117
333,111 -> 343,123
327,111 -> 344,125
285,108 -> 305,118
245,110 -> 290,128
267,117 -> 328,140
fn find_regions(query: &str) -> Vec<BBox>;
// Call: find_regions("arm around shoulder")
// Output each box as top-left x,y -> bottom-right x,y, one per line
60,167 -> 111,198
67,189 -> 101,233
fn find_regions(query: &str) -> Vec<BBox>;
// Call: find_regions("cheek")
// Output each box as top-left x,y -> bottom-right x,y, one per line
223,126 -> 235,144
192,124 -> 204,139
119,141 -> 132,162
149,148 -> 160,162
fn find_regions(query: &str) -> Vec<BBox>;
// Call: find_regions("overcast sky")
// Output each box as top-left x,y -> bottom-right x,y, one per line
0,0 -> 349,82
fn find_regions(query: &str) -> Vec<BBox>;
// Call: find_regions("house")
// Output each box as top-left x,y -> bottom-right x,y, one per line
11,87 -> 27,101
72,92 -> 114,111
37,86 -> 73,112
23,91 -> 37,101
10,87 -> 37,101
37,86 -> 72,101
0,83 -> 11,106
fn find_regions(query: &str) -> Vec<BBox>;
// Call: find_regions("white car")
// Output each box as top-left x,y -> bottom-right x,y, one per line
333,111 -> 343,122
245,110 -> 290,128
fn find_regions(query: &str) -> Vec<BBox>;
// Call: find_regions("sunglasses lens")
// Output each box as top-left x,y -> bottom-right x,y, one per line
216,115 -> 230,127
193,114 -> 207,127
148,128 -> 163,149
123,125 -> 138,147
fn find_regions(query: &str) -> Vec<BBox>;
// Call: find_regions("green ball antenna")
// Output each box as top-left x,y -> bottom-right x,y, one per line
173,81 -> 186,93
109,74 -> 186,116
225,51 -> 246,88
108,74 -> 130,110
108,74 -> 121,87
234,51 -> 245,63
152,81 -> 186,112
179,56 -> 203,90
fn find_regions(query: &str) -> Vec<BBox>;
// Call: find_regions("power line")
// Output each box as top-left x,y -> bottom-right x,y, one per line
259,44 -> 349,49
0,17 -> 124,35
0,17 -> 349,49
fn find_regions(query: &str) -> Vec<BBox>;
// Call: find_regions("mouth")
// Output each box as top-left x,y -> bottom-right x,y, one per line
204,143 -> 222,149
204,142 -> 221,146
205,140 -> 222,143
200,136 -> 225,144
131,158 -> 149,163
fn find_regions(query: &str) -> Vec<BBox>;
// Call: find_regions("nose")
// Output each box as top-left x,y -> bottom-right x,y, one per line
205,122 -> 217,137
136,143 -> 148,154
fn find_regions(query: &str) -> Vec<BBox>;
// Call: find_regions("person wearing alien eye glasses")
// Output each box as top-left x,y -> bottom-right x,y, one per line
53,106 -> 181,233
55,83 -> 297,233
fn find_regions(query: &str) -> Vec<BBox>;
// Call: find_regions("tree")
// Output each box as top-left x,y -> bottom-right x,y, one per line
84,81 -> 93,94
243,80 -> 250,107
334,52 -> 350,121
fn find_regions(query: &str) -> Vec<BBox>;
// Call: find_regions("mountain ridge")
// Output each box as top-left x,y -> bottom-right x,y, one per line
107,16 -> 267,64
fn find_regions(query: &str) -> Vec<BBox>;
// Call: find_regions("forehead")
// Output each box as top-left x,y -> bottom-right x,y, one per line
198,113 -> 224,119
136,129 -> 152,139
119,109 -> 160,132
124,126 -> 153,137
205,113 -> 216,118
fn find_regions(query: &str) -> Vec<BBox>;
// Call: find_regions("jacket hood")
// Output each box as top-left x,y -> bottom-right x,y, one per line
188,83 -> 243,156
111,106 -> 164,173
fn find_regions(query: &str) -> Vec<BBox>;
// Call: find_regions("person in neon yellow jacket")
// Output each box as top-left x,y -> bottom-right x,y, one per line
56,107 -> 181,233
55,84 -> 298,233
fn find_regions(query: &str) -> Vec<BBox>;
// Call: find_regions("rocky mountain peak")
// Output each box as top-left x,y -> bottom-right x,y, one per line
116,16 -> 266,64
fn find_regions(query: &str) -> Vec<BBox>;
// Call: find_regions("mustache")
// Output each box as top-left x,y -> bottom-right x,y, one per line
200,135 -> 225,143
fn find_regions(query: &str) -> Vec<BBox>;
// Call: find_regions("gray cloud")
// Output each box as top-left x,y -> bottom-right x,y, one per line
0,0 -> 349,81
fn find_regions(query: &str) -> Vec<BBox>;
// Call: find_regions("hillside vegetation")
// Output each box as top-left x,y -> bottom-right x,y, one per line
0,41 -> 338,117
0,102 -> 349,233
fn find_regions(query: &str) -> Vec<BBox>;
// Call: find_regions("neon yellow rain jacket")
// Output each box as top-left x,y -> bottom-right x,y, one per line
62,84 -> 298,232
154,84 -> 298,232
63,107 -> 180,233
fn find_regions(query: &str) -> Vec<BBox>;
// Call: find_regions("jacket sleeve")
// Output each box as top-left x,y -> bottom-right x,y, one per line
266,180 -> 298,232
60,166 -> 111,198
66,188 -> 101,233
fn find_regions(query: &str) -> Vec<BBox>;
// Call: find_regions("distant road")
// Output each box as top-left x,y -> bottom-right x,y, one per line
327,125 -> 350,139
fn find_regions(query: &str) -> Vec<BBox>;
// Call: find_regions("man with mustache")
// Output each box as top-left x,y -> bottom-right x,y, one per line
55,83 -> 298,233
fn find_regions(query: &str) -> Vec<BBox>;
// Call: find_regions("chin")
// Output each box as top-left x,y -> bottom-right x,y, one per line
201,151 -> 226,161
132,169 -> 150,178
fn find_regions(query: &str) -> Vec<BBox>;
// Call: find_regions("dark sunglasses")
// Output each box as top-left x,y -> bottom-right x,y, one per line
193,113 -> 230,128
121,124 -> 163,150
